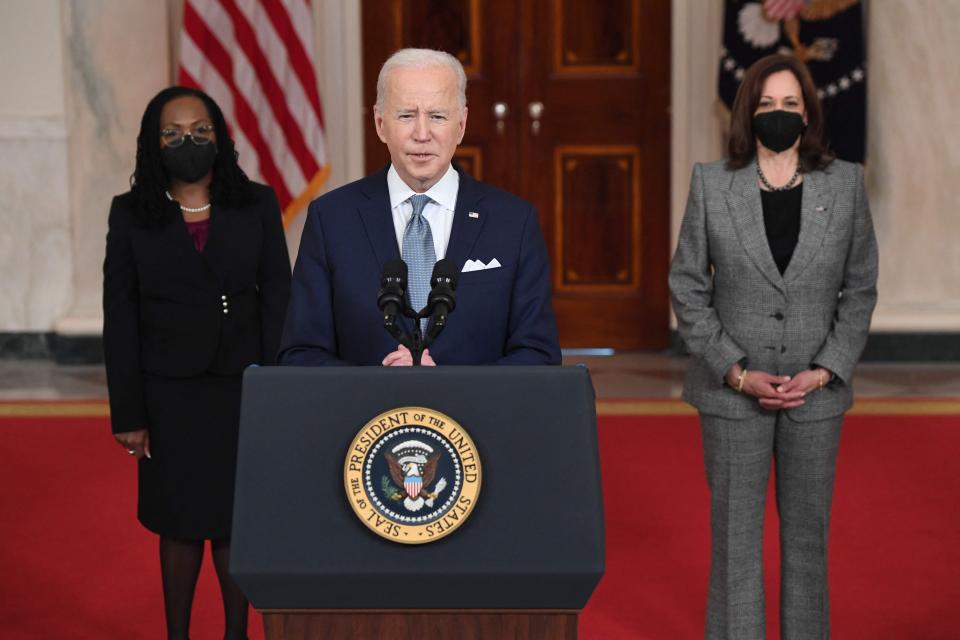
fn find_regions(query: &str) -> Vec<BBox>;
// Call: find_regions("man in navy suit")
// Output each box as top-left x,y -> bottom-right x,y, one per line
278,48 -> 560,366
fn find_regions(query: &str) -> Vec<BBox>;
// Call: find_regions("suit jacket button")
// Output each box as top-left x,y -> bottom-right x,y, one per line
781,345 -> 787,353
221,295 -> 227,300
772,312 -> 784,320
223,309 -> 229,315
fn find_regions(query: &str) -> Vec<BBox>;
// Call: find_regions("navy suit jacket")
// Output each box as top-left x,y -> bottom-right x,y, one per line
278,165 -> 561,366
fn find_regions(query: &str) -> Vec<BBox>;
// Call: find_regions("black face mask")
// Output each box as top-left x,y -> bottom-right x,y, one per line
752,110 -> 805,153
161,138 -> 218,183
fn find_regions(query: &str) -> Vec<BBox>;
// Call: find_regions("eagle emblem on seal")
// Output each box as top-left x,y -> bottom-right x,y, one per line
382,439 -> 449,512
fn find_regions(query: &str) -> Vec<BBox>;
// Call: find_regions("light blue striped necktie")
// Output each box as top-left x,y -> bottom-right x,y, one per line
401,194 -> 436,331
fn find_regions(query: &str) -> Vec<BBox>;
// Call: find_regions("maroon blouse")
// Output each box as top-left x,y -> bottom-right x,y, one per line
185,218 -> 211,253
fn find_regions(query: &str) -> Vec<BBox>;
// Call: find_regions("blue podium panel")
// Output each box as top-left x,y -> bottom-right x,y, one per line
231,366 -> 604,609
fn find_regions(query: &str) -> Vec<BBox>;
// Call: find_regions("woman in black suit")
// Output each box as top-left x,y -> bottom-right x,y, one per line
103,86 -> 291,640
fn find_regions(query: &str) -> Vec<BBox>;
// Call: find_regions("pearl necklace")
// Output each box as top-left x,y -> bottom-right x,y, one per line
756,162 -> 801,192
165,190 -> 211,213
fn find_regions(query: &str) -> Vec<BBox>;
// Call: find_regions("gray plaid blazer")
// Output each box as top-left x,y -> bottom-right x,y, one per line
669,159 -> 878,421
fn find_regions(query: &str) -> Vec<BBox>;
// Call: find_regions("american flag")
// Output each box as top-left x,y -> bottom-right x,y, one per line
178,0 -> 329,227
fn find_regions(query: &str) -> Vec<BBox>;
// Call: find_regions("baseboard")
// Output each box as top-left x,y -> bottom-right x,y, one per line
52,334 -> 105,364
0,332 -> 104,364
859,332 -> 960,362
668,331 -> 960,363
0,332 -> 55,359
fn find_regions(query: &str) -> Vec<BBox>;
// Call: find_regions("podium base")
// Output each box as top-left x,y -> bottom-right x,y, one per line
261,609 -> 578,639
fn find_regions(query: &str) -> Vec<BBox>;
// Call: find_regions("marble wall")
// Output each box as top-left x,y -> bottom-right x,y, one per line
1,1 -> 170,337
0,2 -> 71,332
0,118 -> 71,332
57,1 -> 171,336
865,2 -> 960,330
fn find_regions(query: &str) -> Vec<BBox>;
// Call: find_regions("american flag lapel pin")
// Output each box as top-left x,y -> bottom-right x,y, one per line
468,211 -> 480,219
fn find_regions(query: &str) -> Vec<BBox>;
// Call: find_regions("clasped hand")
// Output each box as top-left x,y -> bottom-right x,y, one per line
382,344 -> 436,367
726,366 -> 828,410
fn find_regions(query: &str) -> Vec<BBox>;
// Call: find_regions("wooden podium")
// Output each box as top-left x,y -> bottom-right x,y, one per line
261,610 -> 576,639
232,366 -> 604,640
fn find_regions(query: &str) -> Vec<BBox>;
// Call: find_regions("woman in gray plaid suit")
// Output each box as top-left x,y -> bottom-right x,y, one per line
669,54 -> 878,639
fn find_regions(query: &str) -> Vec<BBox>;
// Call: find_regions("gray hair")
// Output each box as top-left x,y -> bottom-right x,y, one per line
375,48 -> 467,113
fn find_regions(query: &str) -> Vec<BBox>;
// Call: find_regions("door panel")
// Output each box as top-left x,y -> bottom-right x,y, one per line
553,0 -> 641,72
553,146 -> 641,290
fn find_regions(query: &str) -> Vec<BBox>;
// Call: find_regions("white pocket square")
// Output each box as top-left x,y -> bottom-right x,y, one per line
462,258 -> 502,273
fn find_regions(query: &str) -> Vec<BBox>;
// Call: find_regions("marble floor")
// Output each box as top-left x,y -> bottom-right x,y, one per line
1,355 -> 959,401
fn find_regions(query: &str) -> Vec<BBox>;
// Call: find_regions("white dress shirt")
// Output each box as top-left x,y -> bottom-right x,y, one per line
387,164 -> 459,260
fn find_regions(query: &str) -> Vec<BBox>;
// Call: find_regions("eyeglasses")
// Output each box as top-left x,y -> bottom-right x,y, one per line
160,124 -> 215,148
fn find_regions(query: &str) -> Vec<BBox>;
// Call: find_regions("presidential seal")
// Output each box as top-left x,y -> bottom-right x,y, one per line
344,407 -> 482,544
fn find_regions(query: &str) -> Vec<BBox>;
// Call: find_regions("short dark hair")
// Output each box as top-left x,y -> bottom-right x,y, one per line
726,54 -> 834,172
130,86 -> 251,225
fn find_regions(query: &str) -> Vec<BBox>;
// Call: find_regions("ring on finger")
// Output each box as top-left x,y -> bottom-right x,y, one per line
127,449 -> 136,455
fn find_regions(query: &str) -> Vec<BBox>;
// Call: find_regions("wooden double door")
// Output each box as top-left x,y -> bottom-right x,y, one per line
362,0 -> 670,349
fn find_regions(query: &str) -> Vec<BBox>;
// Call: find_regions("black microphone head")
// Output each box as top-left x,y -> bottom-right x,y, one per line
383,259 -> 408,286
378,258 -> 408,318
430,258 -> 459,290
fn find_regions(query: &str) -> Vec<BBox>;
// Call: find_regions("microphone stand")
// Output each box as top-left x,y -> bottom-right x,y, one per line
383,300 -> 430,366
412,321 -> 425,366
403,307 -> 432,367
398,304 -> 446,366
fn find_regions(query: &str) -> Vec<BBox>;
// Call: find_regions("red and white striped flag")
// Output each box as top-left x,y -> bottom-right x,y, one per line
179,0 -> 329,227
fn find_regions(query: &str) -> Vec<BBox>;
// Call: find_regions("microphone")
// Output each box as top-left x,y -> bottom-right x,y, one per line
425,259 -> 459,337
377,259 -> 408,334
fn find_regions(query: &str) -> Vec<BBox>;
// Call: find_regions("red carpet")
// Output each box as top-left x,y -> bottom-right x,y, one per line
1,410 -> 958,639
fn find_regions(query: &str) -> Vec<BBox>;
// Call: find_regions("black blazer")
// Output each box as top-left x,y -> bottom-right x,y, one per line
103,182 -> 291,433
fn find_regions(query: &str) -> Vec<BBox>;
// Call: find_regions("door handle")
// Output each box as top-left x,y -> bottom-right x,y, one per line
493,102 -> 508,134
528,101 -> 544,135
